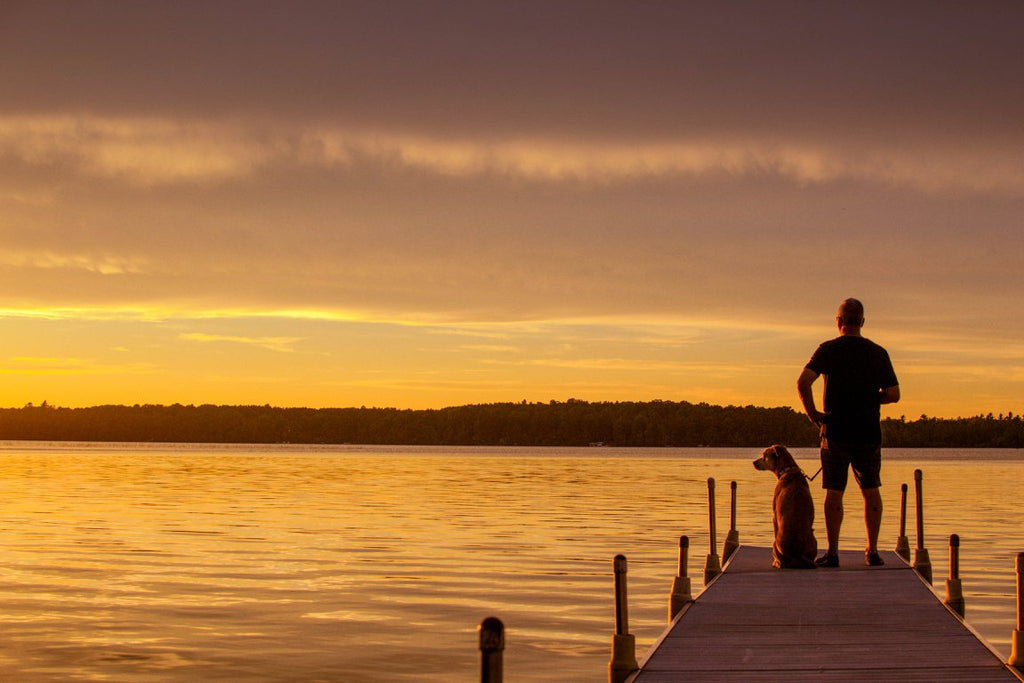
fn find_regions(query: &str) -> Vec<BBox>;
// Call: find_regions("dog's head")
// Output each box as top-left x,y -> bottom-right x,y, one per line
752,444 -> 792,474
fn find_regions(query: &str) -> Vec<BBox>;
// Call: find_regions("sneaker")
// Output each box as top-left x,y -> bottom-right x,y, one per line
865,551 -> 885,566
815,553 -> 839,568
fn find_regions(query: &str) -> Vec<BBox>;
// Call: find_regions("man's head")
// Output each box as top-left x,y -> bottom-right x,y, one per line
837,298 -> 865,332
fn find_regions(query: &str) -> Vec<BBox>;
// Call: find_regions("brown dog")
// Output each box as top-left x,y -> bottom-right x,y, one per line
752,445 -> 817,569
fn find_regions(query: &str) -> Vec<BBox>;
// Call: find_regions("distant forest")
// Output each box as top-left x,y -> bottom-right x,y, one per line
2,400 -> 1023,448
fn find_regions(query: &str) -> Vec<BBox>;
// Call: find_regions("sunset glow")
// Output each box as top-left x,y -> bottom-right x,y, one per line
2,3 -> 1023,418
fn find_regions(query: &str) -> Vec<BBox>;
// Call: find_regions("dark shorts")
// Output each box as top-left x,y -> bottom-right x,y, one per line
820,442 -> 882,491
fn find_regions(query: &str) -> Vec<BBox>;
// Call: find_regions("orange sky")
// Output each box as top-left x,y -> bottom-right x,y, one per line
2,3 -> 1023,418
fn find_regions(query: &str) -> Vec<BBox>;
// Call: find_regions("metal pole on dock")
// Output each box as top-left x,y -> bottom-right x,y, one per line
704,478 -> 722,584
895,482 -> 911,561
478,617 -> 504,683
943,534 -> 965,618
723,480 -> 740,562
912,469 -> 932,584
1010,552 -> 1024,671
609,554 -> 638,683
669,535 -> 693,622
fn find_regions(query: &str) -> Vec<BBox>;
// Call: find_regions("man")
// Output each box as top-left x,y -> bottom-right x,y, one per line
797,298 -> 900,567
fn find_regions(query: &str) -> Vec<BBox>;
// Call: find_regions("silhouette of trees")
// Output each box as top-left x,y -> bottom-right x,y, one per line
881,412 -> 1024,448
0,401 -> 1020,448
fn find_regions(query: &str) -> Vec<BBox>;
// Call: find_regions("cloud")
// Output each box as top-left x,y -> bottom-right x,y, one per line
0,249 -> 146,275
0,356 -> 154,376
344,133 -> 1024,194
179,332 -> 303,353
3,115 -> 1022,194
0,116 -> 272,186
0,306 -> 175,323
457,344 -> 521,354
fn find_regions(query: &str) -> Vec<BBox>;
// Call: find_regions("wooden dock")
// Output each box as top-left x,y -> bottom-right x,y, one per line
628,546 -> 1022,682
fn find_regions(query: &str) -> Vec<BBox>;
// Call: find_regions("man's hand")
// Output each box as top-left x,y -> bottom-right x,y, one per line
805,408 -> 828,427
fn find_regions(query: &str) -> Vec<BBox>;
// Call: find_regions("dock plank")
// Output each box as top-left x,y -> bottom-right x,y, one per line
630,546 -> 1021,682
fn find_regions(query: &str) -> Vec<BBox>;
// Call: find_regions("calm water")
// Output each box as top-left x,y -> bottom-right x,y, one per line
0,444 -> 1020,681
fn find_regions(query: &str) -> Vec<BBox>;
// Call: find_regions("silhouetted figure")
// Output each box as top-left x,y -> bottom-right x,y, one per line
797,298 -> 900,568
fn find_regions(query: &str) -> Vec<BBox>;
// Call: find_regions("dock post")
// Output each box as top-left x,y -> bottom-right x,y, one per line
704,478 -> 722,584
943,534 -> 965,618
895,482 -> 911,561
478,617 -> 504,683
669,535 -> 693,621
1010,552 -> 1023,671
609,554 -> 638,683
912,469 -> 932,584
723,481 -> 740,562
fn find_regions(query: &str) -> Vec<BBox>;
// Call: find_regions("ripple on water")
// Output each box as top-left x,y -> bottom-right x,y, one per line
0,445 -> 1019,680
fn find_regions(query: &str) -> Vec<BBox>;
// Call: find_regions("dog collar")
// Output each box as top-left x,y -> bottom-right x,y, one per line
778,466 -> 803,477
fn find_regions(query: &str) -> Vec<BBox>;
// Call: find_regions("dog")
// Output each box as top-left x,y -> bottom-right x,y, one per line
752,445 -> 817,569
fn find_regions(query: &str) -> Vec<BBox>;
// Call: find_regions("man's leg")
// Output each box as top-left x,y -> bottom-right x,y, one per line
818,445 -> 847,565
823,488 -> 844,554
862,487 -> 882,552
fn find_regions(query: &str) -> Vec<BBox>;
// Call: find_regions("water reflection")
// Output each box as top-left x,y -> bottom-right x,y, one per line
0,445 -> 1019,681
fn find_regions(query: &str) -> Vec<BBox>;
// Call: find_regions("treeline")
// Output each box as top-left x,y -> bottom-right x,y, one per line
0,400 -> 814,446
881,413 -> 1024,448
1,400 -> 1023,448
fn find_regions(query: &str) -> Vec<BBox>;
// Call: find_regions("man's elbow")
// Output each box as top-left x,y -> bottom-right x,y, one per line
883,385 -> 901,404
797,369 -> 817,393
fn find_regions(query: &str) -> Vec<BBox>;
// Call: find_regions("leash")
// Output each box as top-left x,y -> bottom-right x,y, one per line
805,423 -> 827,481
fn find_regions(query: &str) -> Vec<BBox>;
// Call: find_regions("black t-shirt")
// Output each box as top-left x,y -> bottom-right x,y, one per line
805,335 -> 898,446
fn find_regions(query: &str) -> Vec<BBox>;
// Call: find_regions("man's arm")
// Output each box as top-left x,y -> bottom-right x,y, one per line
797,367 -> 826,426
880,384 -> 900,405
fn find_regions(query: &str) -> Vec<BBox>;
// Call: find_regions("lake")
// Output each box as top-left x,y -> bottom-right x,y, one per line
0,443 -> 1020,681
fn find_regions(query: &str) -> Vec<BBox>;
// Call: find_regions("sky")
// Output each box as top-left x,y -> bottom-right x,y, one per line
1,1 -> 1023,418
